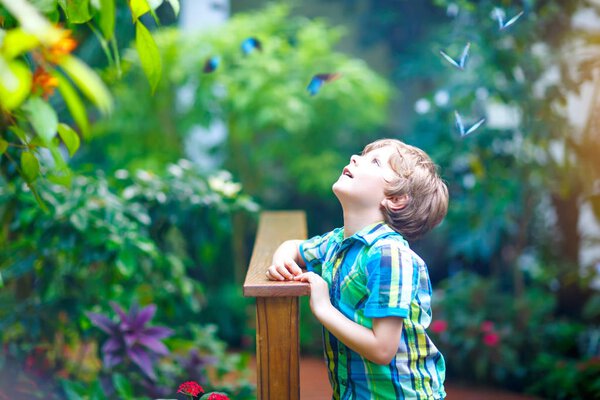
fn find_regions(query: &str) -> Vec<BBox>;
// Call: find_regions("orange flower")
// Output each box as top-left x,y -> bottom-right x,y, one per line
45,30 -> 78,62
32,67 -> 59,99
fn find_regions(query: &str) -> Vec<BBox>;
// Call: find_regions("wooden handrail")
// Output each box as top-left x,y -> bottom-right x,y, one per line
243,211 -> 310,400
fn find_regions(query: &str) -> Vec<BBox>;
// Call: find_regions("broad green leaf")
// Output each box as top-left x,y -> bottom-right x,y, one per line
29,0 -> 57,14
0,58 -> 32,110
54,71 -> 90,137
165,0 -> 179,16
60,379 -> 86,400
22,97 -> 58,145
59,55 -> 113,114
129,0 -> 150,21
21,152 -> 40,182
48,140 -> 67,169
47,168 -> 72,187
58,0 -> 92,23
116,249 -> 136,277
98,0 -> 115,40
112,374 -> 134,398
0,139 -> 7,155
135,21 -> 161,93
57,123 -> 80,156
9,125 -> 29,144
2,28 -> 40,59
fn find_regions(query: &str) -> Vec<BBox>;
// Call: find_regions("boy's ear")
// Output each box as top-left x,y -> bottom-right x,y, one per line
381,195 -> 409,211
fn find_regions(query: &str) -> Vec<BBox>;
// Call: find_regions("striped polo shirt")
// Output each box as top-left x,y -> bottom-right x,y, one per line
299,222 -> 446,400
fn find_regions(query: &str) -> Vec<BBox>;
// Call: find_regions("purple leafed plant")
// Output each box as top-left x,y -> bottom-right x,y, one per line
87,302 -> 174,381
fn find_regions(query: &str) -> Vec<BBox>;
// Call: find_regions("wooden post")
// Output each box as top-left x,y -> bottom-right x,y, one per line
243,211 -> 310,400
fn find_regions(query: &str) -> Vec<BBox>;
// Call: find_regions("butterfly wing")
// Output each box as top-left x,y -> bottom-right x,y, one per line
454,111 -> 465,136
493,8 -> 505,30
307,76 -> 324,96
203,56 -> 220,73
500,11 -> 524,30
307,73 -> 341,95
241,37 -> 261,54
459,42 -> 471,69
315,73 -> 341,83
440,50 -> 461,69
463,117 -> 486,136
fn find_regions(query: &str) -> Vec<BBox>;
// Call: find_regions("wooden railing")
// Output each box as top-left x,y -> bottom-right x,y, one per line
243,211 -> 310,400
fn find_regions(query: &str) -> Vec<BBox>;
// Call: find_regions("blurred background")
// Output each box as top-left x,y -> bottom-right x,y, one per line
1,0 -> 600,398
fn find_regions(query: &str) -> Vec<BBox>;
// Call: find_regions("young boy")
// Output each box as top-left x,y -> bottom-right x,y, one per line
266,139 -> 448,399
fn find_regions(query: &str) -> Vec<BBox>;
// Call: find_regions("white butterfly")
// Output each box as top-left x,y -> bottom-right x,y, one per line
494,8 -> 524,31
454,111 -> 486,137
439,42 -> 471,70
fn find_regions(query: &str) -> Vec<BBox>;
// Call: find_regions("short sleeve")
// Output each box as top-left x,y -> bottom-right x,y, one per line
299,229 -> 337,276
363,242 -> 418,318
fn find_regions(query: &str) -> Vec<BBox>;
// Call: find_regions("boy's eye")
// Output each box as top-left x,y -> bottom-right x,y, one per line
372,158 -> 380,166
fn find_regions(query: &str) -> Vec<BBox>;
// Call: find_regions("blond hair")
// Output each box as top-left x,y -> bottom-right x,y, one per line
362,139 -> 449,241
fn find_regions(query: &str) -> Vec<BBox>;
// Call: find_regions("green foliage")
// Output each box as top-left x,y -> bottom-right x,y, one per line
89,4 -> 390,208
430,271 -> 600,397
0,0 -> 176,205
0,160 -> 257,398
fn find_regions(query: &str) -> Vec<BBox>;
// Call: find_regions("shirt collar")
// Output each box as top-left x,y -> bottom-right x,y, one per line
341,222 -> 400,246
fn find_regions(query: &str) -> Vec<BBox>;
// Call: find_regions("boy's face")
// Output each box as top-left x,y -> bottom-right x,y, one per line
332,145 -> 399,211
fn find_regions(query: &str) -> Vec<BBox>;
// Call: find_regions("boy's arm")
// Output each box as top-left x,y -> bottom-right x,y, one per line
266,239 -> 306,281
295,272 -> 403,365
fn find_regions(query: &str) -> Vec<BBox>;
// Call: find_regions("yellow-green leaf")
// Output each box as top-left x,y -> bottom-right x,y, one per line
2,28 -> 40,59
0,139 -> 8,155
48,140 -> 67,169
47,168 -> 72,187
130,0 -> 150,21
54,71 -> 90,137
0,58 -> 32,110
0,0 -> 64,45
98,0 -> 116,40
57,123 -> 80,156
135,21 -> 161,93
22,97 -> 58,145
59,55 -> 113,114
58,0 -> 92,24
21,152 -> 40,182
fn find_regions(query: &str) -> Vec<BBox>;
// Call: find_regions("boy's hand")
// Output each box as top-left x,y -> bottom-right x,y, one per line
266,257 -> 303,281
294,272 -> 331,317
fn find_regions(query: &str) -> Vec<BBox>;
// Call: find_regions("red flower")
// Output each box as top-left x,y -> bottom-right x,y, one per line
483,332 -> 500,347
430,320 -> 448,334
480,320 -> 495,333
177,381 -> 204,397
208,393 -> 230,400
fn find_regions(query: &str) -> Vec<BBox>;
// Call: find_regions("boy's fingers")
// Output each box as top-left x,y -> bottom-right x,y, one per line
277,263 -> 294,279
266,266 -> 285,281
284,259 -> 302,276
294,272 -> 313,282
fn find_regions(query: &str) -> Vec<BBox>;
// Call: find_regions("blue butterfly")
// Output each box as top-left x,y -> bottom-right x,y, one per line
439,42 -> 471,70
494,8 -> 524,31
307,73 -> 341,96
241,37 -> 262,55
203,56 -> 220,73
454,111 -> 485,137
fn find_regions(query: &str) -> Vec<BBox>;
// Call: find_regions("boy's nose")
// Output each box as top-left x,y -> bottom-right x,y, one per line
350,154 -> 360,165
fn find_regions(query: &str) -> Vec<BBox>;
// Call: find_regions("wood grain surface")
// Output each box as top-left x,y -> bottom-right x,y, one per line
243,211 -> 310,297
244,211 -> 311,399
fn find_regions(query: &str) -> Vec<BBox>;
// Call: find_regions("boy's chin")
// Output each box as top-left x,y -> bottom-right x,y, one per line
332,183 -> 353,203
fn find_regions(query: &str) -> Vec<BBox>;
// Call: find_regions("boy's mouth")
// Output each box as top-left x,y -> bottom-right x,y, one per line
342,167 -> 353,178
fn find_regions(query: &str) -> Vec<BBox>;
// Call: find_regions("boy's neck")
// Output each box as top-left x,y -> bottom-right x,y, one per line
341,207 -> 385,239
